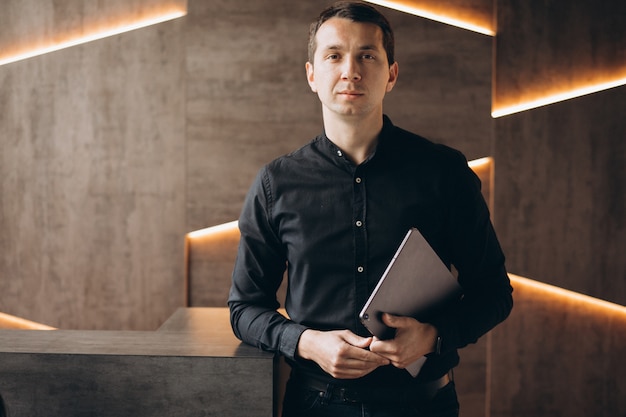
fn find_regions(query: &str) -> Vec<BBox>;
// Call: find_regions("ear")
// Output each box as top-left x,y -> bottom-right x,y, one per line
305,61 -> 317,93
386,62 -> 399,93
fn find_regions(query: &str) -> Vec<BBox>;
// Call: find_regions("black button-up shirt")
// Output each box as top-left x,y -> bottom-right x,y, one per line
229,115 -> 512,386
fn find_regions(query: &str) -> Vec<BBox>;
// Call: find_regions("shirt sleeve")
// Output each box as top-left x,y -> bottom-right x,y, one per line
228,167 -> 308,361
429,151 -> 514,354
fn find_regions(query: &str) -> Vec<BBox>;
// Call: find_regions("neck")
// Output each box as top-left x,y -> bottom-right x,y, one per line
323,111 -> 384,165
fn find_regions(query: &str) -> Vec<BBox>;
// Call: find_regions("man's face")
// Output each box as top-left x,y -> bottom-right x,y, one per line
306,17 -> 398,119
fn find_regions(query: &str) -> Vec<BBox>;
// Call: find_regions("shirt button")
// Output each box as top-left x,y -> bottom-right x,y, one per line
337,150 -> 343,157
356,221 -> 363,227
355,177 -> 362,184
357,266 -> 364,273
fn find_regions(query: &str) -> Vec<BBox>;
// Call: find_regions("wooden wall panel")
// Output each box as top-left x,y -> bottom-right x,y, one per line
492,0 -> 626,415
0,3 -> 187,330
493,0 -> 626,306
0,0 -> 186,63
494,89 -> 626,305
184,0 -> 323,231
493,0 -> 626,111
490,276 -> 626,417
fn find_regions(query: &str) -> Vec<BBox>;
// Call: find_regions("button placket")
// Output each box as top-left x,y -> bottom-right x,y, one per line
352,168 -> 369,317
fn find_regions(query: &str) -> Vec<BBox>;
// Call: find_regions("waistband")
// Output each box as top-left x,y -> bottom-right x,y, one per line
293,372 -> 451,404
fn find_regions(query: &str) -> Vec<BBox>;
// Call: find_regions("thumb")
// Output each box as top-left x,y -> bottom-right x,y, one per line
342,331 -> 374,349
381,313 -> 409,328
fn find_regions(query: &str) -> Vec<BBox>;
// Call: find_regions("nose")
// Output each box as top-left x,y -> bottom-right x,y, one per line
341,57 -> 361,81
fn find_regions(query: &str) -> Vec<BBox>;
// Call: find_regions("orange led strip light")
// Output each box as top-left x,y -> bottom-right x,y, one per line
509,274 -> 626,317
0,9 -> 186,67
363,0 -> 494,36
186,220 -> 239,240
467,156 -> 492,170
492,76 -> 626,118
0,312 -> 56,330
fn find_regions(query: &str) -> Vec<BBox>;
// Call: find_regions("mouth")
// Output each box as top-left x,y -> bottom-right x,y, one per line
338,90 -> 364,98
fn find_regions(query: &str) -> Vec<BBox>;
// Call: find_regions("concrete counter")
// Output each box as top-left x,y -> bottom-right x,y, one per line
0,308 -> 276,417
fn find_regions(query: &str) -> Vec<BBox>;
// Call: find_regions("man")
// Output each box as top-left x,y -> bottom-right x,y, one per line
229,2 -> 513,416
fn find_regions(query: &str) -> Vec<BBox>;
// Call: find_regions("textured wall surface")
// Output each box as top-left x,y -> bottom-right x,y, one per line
493,0 -> 626,110
493,0 -> 626,306
490,1 -> 626,416
495,89 -> 626,304
0,1 -> 187,330
0,0 -> 187,60
490,276 -> 626,417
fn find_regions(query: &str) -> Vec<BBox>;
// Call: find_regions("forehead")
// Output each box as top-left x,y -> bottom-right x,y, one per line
314,17 -> 384,51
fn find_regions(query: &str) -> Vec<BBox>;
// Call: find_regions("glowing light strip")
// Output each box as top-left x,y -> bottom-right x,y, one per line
363,0 -> 494,36
0,10 -> 186,66
509,274 -> 626,316
492,76 -> 626,118
468,156 -> 492,169
0,312 -> 56,330
187,220 -> 239,239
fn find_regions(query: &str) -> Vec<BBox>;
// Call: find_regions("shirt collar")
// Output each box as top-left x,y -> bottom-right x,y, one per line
319,115 -> 395,166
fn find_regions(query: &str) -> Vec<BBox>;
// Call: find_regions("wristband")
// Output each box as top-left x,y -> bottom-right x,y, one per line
434,335 -> 442,355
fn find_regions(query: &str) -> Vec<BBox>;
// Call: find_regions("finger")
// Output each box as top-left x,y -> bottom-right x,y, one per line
382,312 -> 409,328
369,337 -> 399,359
329,349 -> 390,378
341,331 -> 374,349
331,364 -> 381,379
346,343 -> 391,366
334,332 -> 389,365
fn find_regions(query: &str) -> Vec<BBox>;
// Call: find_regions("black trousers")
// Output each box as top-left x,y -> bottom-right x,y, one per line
282,376 -> 460,417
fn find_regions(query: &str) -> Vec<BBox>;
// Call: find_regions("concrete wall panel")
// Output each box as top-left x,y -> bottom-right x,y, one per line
490,276 -> 626,417
493,1 -> 626,306
0,10 -> 187,330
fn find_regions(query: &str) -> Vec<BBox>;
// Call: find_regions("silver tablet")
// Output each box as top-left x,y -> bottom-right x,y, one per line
359,228 -> 462,340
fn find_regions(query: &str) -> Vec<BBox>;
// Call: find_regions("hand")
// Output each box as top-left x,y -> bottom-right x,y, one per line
369,313 -> 438,370
296,329 -> 391,379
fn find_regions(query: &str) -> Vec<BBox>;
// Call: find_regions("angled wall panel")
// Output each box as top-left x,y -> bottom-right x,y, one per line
0,2 -> 187,330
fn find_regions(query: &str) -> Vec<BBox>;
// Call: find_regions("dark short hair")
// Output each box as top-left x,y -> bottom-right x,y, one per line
308,1 -> 395,66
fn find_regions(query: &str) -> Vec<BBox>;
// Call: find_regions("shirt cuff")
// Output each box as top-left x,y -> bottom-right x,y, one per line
279,322 -> 308,361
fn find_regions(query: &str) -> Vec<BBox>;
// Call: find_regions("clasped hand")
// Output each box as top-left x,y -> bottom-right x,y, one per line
296,313 -> 437,379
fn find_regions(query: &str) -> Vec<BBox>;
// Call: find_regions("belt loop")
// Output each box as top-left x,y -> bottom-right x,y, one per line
337,387 -> 347,402
319,383 -> 333,405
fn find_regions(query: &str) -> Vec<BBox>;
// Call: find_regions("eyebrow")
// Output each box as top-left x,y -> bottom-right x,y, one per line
321,44 -> 381,52
358,44 -> 380,51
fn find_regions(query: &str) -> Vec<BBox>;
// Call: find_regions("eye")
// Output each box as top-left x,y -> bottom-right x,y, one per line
326,53 -> 340,61
362,54 -> 375,60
